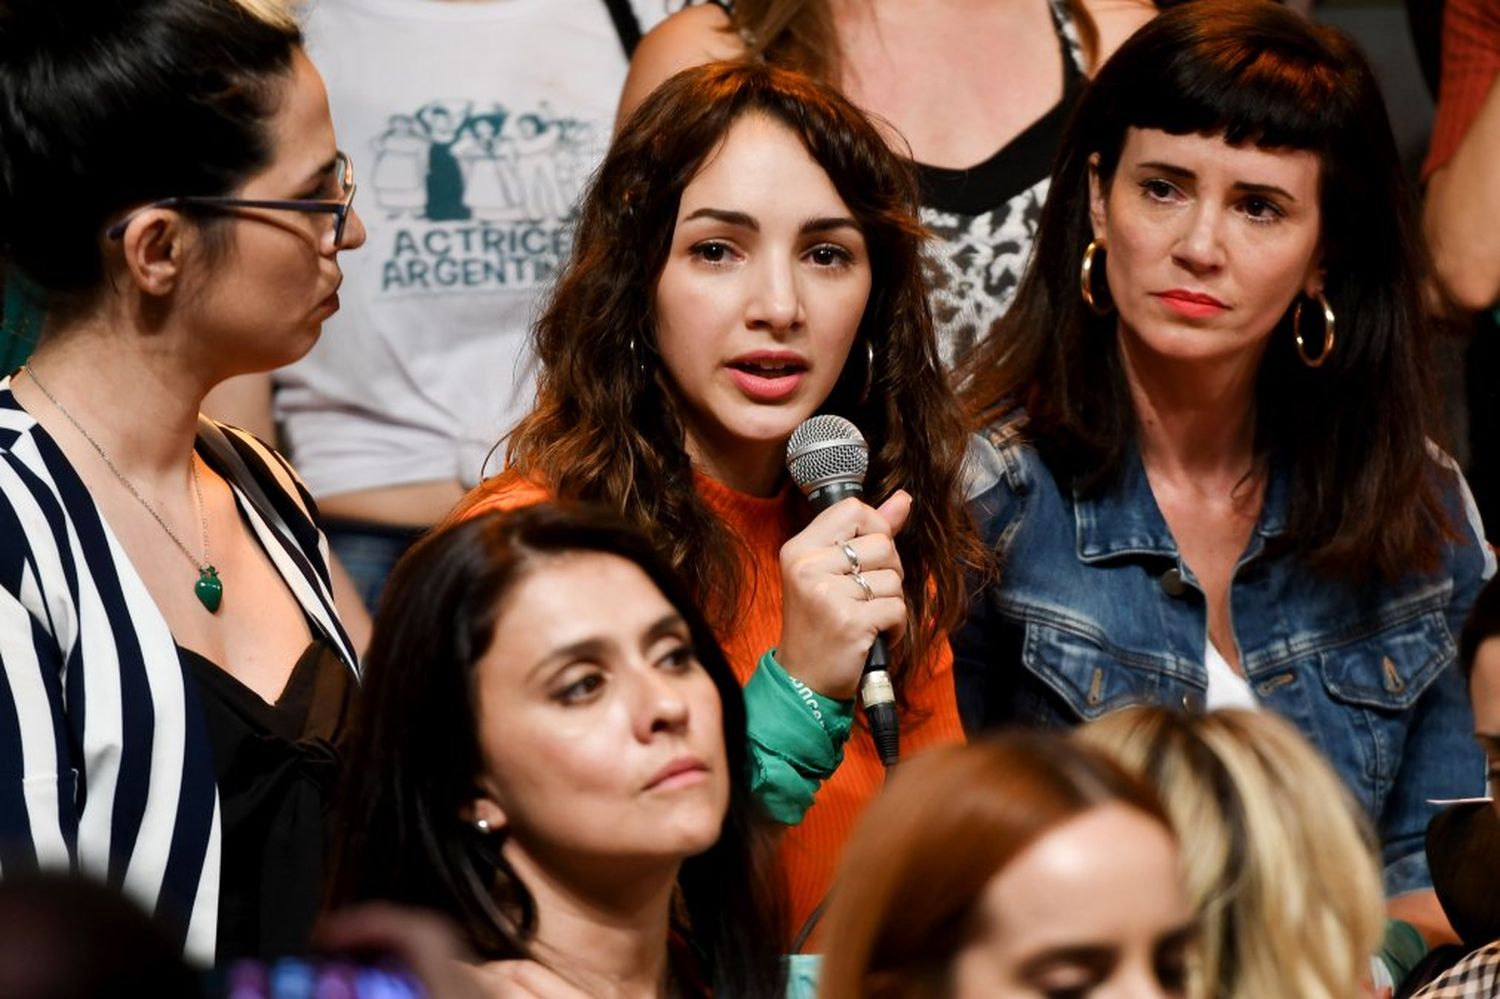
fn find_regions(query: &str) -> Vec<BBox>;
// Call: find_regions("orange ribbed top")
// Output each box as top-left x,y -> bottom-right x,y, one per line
1423,0 -> 1500,181
462,471 -> 967,946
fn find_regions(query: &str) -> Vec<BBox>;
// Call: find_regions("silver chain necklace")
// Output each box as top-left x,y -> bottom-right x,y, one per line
22,364 -> 223,613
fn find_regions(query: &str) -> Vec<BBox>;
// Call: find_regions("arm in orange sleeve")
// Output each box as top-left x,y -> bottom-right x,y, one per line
450,474 -> 551,524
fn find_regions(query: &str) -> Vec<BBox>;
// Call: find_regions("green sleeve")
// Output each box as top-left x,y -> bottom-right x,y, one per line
1375,918 -> 1428,986
743,649 -> 854,825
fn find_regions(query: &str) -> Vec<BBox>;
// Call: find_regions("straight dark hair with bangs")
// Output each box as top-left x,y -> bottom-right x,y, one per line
960,0 -> 1452,580
325,504 -> 786,997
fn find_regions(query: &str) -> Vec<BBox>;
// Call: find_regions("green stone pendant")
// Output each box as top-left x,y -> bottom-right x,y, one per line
195,566 -> 223,613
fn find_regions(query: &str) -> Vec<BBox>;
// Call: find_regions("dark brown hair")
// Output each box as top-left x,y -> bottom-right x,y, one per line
326,504 -> 786,996
818,734 -> 1172,998
0,0 -> 301,323
481,61 -> 982,678
959,0 -> 1454,579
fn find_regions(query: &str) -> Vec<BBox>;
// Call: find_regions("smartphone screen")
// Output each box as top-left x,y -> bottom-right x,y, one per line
208,955 -> 427,999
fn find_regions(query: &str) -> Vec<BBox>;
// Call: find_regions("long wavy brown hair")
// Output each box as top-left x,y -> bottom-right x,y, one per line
476,61 -> 982,679
725,0 -> 1104,85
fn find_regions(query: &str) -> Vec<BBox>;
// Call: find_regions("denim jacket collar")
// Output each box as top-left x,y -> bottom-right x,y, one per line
1072,445 -> 1290,564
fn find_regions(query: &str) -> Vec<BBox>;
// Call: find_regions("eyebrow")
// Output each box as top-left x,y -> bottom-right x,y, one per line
527,637 -> 611,682
525,613 -> 691,682
1016,946 -> 1114,980
1476,732 -> 1500,751
1016,919 -> 1198,980
642,613 -> 690,646
298,153 -> 340,191
681,207 -> 861,235
1135,161 -> 1299,203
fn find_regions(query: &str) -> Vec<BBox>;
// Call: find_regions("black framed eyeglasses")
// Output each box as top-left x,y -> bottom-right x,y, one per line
105,151 -> 357,245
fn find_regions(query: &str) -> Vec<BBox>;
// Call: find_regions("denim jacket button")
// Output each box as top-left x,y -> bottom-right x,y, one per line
1180,691 -> 1203,711
1159,567 -> 1188,597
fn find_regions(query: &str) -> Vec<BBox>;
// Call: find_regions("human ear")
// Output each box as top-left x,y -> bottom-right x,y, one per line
1304,264 -> 1326,300
1088,152 -> 1108,244
117,210 -> 187,297
460,794 -> 509,835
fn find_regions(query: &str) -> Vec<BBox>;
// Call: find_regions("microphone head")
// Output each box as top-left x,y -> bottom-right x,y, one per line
786,415 -> 869,497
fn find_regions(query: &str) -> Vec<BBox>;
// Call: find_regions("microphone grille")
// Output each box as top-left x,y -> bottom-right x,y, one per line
785,415 -> 868,494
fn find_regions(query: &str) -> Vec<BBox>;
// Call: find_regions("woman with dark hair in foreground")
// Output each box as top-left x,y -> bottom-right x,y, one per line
956,0 -> 1493,940
326,505 -> 784,997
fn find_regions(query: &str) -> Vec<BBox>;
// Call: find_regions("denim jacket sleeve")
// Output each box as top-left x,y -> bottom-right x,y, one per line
1381,458 -> 1496,895
953,430 -> 1032,736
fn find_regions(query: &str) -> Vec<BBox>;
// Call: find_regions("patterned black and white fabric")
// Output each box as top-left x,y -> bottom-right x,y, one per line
919,0 -> 1087,368
0,378 -> 355,962
1412,941 -> 1500,998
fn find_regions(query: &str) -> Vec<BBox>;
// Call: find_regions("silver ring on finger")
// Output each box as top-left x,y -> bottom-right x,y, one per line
840,540 -> 861,575
851,571 -> 874,601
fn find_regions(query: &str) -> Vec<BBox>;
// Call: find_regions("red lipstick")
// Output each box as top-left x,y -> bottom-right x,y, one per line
1154,289 -> 1228,319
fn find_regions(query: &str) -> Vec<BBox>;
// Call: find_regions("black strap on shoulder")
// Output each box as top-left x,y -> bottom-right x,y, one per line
601,0 -> 643,57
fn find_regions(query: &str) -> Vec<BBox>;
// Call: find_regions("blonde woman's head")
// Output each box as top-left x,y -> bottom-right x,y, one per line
1078,707 -> 1385,999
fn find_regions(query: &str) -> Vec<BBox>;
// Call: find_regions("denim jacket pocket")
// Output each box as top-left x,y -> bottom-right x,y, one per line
1309,598 -> 1465,854
1021,621 -> 1173,722
1316,604 -> 1454,713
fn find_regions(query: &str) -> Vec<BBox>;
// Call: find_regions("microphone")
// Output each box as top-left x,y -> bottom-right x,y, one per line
785,415 -> 899,769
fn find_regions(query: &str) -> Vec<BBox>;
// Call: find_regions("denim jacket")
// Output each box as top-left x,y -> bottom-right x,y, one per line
955,420 -> 1496,894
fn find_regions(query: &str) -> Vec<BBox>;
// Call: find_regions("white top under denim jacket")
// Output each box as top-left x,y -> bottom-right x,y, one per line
955,420 -> 1495,895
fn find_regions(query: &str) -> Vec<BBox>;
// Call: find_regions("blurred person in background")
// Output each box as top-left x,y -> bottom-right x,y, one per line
1403,578 -> 1500,996
1421,0 -> 1500,538
1080,708 -> 1391,999
206,0 -> 676,629
816,734 -> 1194,999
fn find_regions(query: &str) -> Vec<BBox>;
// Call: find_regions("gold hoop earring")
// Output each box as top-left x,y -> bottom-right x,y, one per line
1293,292 -> 1336,368
1080,240 -> 1112,316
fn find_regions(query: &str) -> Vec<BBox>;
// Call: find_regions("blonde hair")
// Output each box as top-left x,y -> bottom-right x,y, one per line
229,0 -> 298,32
1078,708 -> 1385,999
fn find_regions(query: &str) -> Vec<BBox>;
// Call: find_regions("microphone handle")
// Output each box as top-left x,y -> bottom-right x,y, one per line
805,478 -> 901,769
861,636 -> 900,769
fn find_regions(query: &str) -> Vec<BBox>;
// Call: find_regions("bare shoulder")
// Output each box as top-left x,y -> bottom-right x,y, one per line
1078,0 -> 1155,73
616,4 -> 746,129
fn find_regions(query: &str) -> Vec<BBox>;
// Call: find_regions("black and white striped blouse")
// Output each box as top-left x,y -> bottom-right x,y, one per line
0,379 -> 356,962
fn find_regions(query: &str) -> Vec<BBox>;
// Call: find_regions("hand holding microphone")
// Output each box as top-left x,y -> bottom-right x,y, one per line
780,415 -> 906,768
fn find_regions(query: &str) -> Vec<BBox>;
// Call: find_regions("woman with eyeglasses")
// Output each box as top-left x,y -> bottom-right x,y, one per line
0,0 -> 365,963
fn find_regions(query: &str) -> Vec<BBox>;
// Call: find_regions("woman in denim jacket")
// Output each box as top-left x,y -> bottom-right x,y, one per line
954,0 -> 1495,937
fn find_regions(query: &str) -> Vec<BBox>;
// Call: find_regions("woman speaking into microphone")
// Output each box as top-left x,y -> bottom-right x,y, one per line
457,61 -> 982,945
